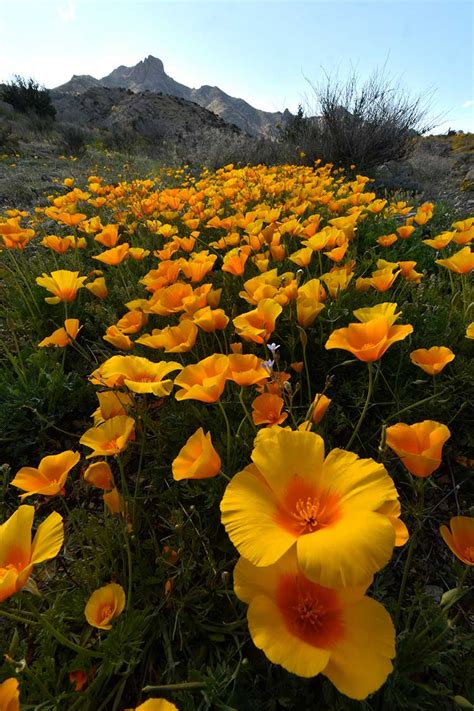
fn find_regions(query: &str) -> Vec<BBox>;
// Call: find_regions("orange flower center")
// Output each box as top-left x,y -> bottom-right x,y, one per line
275,478 -> 341,536
103,437 -> 119,451
276,574 -> 344,648
462,546 -> 474,563
100,604 -> 113,622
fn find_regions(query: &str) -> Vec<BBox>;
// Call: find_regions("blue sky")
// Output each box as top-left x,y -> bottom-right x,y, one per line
1,0 -> 472,132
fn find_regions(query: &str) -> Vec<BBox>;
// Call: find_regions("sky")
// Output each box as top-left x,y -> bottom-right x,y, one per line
0,0 -> 472,132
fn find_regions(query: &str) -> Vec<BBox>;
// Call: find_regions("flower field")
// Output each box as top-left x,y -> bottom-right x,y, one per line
0,161 -> 473,710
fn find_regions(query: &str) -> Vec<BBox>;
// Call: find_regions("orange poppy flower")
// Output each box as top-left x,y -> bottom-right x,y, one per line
79,415 -> 135,458
83,461 -> 114,490
0,505 -> 64,602
93,243 -> 130,266
36,270 -> 87,304
234,551 -> 395,699
11,450 -> 80,499
325,315 -> 413,362
252,393 -> 288,426
129,247 -> 150,260
103,326 -> 134,351
222,249 -> 249,275
436,247 -> 474,274
38,319 -> 81,348
41,235 -> 73,253
423,232 -> 454,250
133,699 -> 179,711
0,218 -> 35,249
310,394 -> 332,424
409,346 -> 455,375
0,678 -> 20,710
227,354 -> 269,386
180,252 -> 216,282
233,299 -> 282,344
321,269 -> 353,298
172,428 -> 221,480
369,268 -> 400,292
396,225 -> 416,239
440,516 -> 474,565
116,310 -> 148,334
174,354 -> 229,402
95,224 -> 120,247
376,234 -> 398,248
92,391 -> 134,425
137,320 -> 198,353
191,307 -> 229,332
289,247 -> 313,267
145,282 -> 194,315
85,583 -> 125,630
86,276 -> 108,299
221,428 -> 401,588
385,420 -> 450,477
90,356 -> 182,395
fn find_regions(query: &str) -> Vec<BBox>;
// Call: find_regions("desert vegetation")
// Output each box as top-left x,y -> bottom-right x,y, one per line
0,156 -> 472,710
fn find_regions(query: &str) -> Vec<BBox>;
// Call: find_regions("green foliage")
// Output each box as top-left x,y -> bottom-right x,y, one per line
2,75 -> 56,119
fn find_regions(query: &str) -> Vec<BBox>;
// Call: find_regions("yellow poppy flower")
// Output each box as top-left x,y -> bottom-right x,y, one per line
221,428 -> 401,588
0,506 -> 64,602
234,550 -> 395,699
85,582 -> 126,630
11,450 -> 80,499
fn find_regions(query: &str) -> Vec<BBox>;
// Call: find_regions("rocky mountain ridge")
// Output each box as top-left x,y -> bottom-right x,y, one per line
54,55 -> 290,137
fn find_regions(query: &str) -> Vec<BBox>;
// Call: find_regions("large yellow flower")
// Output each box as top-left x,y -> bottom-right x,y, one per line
234,550 -> 395,699
90,355 -> 182,395
325,303 -> 413,362
79,415 -> 135,458
0,506 -> 64,602
36,270 -> 87,304
221,428 -> 402,587
11,450 -> 80,499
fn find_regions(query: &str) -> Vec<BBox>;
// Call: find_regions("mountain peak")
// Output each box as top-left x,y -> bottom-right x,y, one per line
142,55 -> 164,71
53,55 -> 291,137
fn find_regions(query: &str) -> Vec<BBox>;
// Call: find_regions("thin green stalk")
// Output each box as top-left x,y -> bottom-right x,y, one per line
23,598 -> 103,658
117,456 -> 133,609
0,608 -> 39,626
238,387 -> 256,431
217,400 -> 232,472
387,389 -> 449,421
395,530 -> 417,629
143,682 -> 207,693
347,361 -> 373,450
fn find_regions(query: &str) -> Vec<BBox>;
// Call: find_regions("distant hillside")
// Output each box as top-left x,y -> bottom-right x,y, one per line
54,55 -> 290,138
51,85 -> 241,146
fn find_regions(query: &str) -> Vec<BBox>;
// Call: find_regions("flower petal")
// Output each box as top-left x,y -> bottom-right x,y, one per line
297,511 -> 395,588
220,467 -> 297,566
323,597 -> 395,699
248,595 -> 331,677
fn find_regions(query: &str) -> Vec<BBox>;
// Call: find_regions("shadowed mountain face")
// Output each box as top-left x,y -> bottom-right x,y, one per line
54,55 -> 289,137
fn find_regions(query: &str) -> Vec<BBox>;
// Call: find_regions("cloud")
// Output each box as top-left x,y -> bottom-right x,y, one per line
461,100 -> 473,109
57,0 -> 76,24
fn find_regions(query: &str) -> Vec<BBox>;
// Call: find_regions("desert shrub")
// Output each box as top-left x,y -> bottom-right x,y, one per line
2,75 -> 56,119
57,122 -> 89,155
0,118 -> 19,151
282,69 -> 435,170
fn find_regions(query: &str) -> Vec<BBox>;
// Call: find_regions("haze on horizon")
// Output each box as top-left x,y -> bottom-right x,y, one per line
1,0 -> 473,133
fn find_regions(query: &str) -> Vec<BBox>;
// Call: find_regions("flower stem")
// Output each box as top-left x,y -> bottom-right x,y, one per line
217,400 -> 232,472
117,456 -> 133,610
394,529 -> 417,629
143,682 -> 206,693
347,361 -> 373,450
